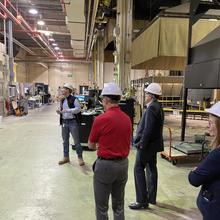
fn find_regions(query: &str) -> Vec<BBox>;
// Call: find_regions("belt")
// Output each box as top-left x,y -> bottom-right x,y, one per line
98,156 -> 126,161
62,118 -> 76,122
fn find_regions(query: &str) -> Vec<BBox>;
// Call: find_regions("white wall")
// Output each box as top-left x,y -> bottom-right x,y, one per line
16,61 -> 91,96
104,62 -> 114,84
47,63 -> 90,95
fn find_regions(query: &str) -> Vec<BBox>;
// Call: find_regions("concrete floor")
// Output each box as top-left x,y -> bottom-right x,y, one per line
0,104 -> 204,220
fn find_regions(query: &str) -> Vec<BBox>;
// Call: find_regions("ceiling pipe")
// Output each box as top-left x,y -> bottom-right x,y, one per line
20,15 -> 57,57
0,2 -> 22,24
60,0 -> 66,12
0,31 -> 36,55
86,0 -> 100,60
0,29 -> 71,36
0,2 -> 48,56
0,12 -> 7,19
15,57 -> 92,63
0,1 -> 57,58
85,0 -> 92,50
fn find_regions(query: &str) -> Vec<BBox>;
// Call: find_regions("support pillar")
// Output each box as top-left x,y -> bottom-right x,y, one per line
213,89 -> 220,101
7,20 -> 14,82
96,32 -> 104,89
116,0 -> 133,89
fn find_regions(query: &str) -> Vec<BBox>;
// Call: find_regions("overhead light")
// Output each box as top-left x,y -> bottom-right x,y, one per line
37,20 -> 45,26
52,43 -> 57,46
133,29 -> 140,33
44,31 -> 50,36
48,38 -> 55,41
54,47 -> 60,50
29,8 -> 38,15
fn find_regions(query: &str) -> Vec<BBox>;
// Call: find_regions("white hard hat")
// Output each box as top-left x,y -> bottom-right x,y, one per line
63,83 -> 73,91
101,82 -> 122,96
145,83 -> 162,96
205,101 -> 220,118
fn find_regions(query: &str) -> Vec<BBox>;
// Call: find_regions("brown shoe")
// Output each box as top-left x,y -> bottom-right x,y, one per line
58,157 -> 70,165
78,157 -> 85,166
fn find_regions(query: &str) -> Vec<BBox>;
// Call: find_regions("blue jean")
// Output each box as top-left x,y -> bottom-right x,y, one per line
61,120 -> 83,158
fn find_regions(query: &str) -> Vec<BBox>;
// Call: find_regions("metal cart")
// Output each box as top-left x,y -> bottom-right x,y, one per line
161,126 -> 209,165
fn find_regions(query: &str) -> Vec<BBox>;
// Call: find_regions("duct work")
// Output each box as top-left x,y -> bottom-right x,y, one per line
0,0 -> 58,58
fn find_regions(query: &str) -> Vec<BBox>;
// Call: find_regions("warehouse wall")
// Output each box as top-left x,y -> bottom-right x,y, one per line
26,63 -> 49,84
16,59 -> 91,96
16,50 -> 27,83
47,63 -> 90,95
104,62 -> 114,83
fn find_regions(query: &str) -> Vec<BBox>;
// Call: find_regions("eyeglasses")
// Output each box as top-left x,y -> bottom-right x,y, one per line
208,119 -> 215,127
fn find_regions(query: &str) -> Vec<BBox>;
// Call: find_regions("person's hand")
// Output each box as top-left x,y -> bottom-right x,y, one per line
56,107 -> 61,114
133,142 -> 141,149
61,109 -> 68,113
192,167 -> 197,171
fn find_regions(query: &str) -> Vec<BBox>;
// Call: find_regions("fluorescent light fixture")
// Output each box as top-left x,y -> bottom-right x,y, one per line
37,20 -> 45,26
48,38 -> 55,41
52,43 -> 57,46
44,31 -> 50,36
209,18 -> 218,21
54,47 -> 60,50
29,8 -> 38,15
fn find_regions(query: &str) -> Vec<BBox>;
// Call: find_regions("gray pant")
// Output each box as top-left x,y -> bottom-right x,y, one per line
93,158 -> 128,220
61,120 -> 83,158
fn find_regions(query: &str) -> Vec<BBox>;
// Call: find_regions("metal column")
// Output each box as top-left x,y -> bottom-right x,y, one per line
181,0 -> 215,141
7,20 -> 14,82
96,32 -> 104,89
116,0 -> 133,90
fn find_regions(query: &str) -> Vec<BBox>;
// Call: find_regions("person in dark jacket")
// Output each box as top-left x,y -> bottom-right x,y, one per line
129,83 -> 164,210
56,83 -> 85,166
188,101 -> 220,220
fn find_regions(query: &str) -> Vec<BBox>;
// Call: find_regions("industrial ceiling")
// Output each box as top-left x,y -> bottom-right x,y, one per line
0,0 -> 219,62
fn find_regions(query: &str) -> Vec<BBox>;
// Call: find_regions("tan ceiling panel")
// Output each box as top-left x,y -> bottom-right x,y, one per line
73,50 -> 85,58
71,40 -> 85,50
132,17 -> 220,70
132,19 -> 160,67
68,23 -> 85,39
65,0 -> 85,22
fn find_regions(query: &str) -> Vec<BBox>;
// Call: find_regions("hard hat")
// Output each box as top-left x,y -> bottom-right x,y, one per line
101,82 -> 122,96
63,83 -> 73,91
205,101 -> 220,118
145,83 -> 162,96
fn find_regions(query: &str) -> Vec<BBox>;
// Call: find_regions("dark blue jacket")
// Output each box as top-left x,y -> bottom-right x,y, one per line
188,147 -> 220,220
134,99 -> 164,162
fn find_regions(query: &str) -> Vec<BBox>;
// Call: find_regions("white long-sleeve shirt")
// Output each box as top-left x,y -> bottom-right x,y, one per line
62,98 -> 81,119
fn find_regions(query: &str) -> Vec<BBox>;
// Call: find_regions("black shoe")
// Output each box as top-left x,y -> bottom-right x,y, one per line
129,202 -> 149,210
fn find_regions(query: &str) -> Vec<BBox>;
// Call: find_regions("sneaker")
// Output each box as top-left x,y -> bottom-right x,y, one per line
78,157 -> 85,166
58,157 -> 70,165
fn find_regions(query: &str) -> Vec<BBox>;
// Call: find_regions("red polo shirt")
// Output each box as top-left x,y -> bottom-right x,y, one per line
89,106 -> 132,158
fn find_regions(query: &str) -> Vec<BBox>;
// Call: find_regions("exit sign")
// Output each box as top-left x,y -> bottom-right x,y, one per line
67,73 -> 73,77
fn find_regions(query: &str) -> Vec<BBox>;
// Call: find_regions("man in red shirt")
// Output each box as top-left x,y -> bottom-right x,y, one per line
88,82 -> 132,220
